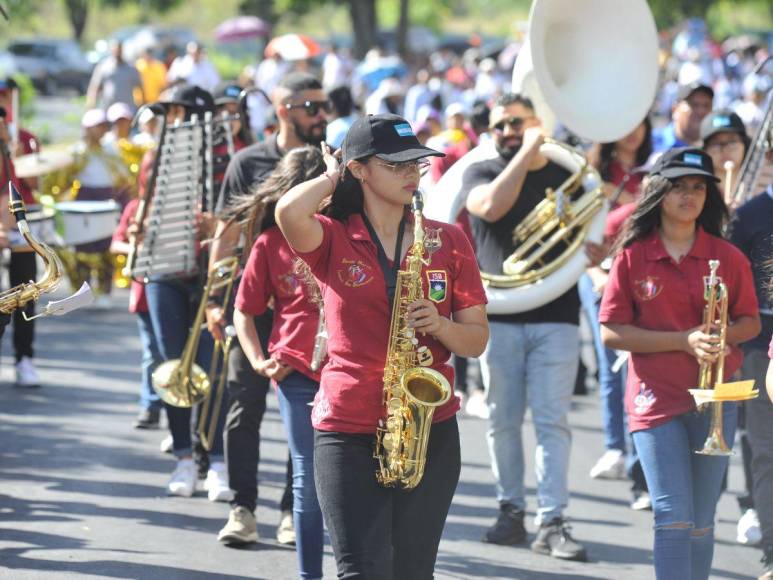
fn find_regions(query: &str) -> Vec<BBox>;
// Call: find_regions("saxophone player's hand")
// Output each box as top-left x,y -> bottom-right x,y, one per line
407,299 -> 447,337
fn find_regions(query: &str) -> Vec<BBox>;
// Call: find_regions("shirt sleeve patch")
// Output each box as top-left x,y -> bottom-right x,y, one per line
427,270 -> 448,303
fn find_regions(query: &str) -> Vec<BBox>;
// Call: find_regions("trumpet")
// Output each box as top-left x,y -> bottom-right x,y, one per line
691,260 -> 756,456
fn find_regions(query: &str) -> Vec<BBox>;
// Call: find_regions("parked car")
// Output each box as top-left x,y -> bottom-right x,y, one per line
90,25 -> 197,65
5,38 -> 93,95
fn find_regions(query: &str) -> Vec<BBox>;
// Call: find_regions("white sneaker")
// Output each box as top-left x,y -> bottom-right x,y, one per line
465,389 -> 490,419
276,510 -> 296,545
631,491 -> 652,511
737,508 -> 762,545
204,462 -> 235,502
15,357 -> 40,388
159,435 -> 174,454
167,459 -> 196,497
589,449 -> 626,479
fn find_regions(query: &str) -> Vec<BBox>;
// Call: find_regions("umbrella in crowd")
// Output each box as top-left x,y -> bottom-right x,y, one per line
215,16 -> 271,42
265,33 -> 321,61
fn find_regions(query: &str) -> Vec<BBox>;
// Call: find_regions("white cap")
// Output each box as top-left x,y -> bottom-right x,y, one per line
444,102 -> 466,118
107,102 -> 133,123
82,108 -> 108,128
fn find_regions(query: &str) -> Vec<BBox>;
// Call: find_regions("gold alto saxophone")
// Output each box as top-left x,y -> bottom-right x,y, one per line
293,258 -> 327,372
374,191 -> 451,490
1,182 -> 63,315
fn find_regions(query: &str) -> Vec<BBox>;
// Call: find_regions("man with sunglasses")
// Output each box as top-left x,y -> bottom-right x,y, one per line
207,72 -> 329,547
460,93 -> 600,562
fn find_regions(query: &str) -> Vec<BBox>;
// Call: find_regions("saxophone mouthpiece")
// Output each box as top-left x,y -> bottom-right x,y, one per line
7,180 -> 26,223
412,190 -> 423,213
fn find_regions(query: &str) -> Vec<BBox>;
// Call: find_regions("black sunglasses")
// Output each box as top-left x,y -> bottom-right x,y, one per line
490,116 -> 533,133
285,100 -> 333,117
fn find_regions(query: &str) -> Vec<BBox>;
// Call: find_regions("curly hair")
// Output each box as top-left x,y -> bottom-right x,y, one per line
221,145 -> 326,247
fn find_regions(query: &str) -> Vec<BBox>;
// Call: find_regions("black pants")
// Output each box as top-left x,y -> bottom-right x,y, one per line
315,417 -> 461,580
224,311 -> 293,514
8,251 -> 36,362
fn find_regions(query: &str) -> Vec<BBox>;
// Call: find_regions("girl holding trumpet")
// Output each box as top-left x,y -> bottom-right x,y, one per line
599,147 -> 760,580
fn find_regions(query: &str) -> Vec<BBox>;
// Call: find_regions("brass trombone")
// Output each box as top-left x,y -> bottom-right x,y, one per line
691,260 -> 756,456
152,257 -> 239,430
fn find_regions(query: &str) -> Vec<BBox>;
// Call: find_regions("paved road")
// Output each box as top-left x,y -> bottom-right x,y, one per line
0,288 -> 756,579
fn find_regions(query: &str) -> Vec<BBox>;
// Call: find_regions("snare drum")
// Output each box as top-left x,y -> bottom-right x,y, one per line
55,200 -> 122,246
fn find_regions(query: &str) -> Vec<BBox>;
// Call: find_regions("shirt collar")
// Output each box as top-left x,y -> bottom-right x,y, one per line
644,226 -> 712,262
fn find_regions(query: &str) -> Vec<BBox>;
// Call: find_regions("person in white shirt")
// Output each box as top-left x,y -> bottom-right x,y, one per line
167,42 -> 221,92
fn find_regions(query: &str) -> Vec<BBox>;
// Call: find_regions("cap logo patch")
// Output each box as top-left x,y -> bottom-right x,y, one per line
394,123 -> 414,137
713,116 -> 731,127
682,153 -> 703,167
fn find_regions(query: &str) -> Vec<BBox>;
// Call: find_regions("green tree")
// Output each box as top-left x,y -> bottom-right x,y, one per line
6,0 -> 184,41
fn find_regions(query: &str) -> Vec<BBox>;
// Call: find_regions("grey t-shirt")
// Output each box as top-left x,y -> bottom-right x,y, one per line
90,58 -> 142,110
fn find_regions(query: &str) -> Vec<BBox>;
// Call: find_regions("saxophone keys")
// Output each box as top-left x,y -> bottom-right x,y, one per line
417,345 -> 434,366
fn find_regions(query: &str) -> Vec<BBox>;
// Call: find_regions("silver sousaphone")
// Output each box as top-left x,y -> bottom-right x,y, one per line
424,0 -> 659,314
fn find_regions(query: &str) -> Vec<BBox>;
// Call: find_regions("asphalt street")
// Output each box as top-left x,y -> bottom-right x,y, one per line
0,287 -> 757,579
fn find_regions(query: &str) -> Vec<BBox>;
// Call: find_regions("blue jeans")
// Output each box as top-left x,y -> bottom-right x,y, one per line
633,404 -> 738,580
479,321 -> 579,524
578,273 -> 626,452
137,311 -> 163,413
145,279 -> 224,461
277,373 -> 323,580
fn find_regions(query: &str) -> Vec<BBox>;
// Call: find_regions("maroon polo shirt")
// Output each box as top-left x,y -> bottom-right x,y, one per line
112,198 -> 147,314
236,226 -> 322,382
599,227 -> 759,432
296,213 -> 487,433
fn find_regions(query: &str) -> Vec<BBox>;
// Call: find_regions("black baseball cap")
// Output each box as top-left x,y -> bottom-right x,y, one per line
700,109 -> 747,142
650,147 -> 719,182
341,114 -> 444,165
676,81 -> 714,102
213,82 -> 242,105
160,84 -> 215,113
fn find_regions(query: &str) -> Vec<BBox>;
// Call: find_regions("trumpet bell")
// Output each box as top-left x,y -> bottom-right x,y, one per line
152,360 -> 211,407
513,0 -> 659,142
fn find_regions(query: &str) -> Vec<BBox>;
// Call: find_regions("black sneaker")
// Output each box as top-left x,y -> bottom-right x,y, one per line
760,545 -> 773,579
531,517 -> 587,562
133,408 -> 160,429
483,503 -> 526,545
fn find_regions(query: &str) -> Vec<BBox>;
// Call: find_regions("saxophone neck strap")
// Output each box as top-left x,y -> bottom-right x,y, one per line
361,212 -> 406,308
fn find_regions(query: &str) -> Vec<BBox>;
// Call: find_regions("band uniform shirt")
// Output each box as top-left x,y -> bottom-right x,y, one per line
1,129 -> 39,205
728,188 -> 773,352
462,156 -> 581,324
599,227 -> 759,432
296,213 -> 487,433
215,134 -> 281,216
236,226 -> 322,382
112,198 -> 147,314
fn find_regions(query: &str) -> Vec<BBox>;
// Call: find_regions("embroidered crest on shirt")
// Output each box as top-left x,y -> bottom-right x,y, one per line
424,227 -> 443,257
311,393 -> 332,423
427,270 -> 448,303
278,270 -> 301,296
634,276 -> 662,301
633,383 -> 656,415
337,258 -> 374,288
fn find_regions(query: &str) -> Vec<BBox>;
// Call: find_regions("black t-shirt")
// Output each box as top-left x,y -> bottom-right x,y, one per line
729,186 -> 773,351
461,155 -> 581,325
216,135 -> 282,215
